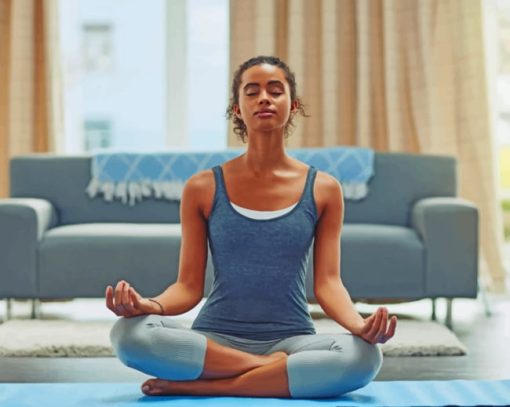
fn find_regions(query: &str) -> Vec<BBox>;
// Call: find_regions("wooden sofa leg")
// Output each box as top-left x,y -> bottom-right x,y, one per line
431,298 -> 437,320
31,299 -> 41,319
445,298 -> 453,329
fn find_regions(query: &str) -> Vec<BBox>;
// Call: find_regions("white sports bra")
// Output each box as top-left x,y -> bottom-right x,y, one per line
230,201 -> 298,220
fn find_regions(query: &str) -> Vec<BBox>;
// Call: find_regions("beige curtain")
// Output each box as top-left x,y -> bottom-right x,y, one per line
0,0 -> 62,198
229,0 -> 506,292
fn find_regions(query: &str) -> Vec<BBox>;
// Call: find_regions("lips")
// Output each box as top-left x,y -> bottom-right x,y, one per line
255,109 -> 276,116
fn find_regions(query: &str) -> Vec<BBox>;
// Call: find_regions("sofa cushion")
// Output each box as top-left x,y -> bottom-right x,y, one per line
40,223 -> 425,301
38,224 -> 190,298
341,224 -> 425,298
306,224 -> 425,300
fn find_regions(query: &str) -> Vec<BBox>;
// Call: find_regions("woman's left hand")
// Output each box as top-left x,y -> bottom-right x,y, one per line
353,307 -> 397,344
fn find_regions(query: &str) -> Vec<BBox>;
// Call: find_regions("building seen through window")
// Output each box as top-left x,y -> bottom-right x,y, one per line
82,23 -> 113,73
84,120 -> 113,150
59,0 -> 228,154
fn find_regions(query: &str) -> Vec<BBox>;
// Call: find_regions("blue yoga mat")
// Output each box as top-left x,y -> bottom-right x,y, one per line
1,380 -> 509,406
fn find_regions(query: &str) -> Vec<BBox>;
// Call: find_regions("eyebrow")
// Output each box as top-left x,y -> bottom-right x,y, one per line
242,80 -> 284,91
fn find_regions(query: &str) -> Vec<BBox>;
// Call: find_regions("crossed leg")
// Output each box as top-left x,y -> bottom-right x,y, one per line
142,344 -> 290,397
196,337 -> 288,380
110,315 -> 382,398
110,315 -> 290,396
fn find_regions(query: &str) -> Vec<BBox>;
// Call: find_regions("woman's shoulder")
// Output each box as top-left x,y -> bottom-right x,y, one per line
314,169 -> 342,190
182,169 -> 216,217
313,170 -> 343,218
183,156 -> 239,200
185,168 -> 215,190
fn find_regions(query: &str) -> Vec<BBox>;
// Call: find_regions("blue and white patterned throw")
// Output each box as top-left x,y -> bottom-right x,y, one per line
86,147 -> 375,206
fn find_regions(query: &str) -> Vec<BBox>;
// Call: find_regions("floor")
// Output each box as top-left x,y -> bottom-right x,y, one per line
0,291 -> 509,383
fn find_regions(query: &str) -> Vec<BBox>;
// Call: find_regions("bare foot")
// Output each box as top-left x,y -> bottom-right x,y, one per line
142,378 -> 170,396
141,352 -> 289,396
141,377 -> 218,396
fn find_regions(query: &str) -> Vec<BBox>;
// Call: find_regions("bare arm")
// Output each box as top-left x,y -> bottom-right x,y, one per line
151,171 -> 211,314
106,171 -> 211,317
313,173 -> 397,342
313,174 -> 365,334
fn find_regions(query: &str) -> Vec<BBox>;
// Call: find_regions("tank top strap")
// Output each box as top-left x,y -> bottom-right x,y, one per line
211,165 -> 228,204
303,165 -> 318,204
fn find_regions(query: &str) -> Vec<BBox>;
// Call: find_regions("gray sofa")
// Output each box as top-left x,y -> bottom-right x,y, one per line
0,151 -> 479,326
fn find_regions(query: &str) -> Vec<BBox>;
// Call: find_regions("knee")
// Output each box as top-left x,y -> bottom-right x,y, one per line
321,337 -> 382,397
109,315 -> 208,380
109,315 -> 153,366
286,340 -> 383,399
337,337 -> 383,391
353,338 -> 383,383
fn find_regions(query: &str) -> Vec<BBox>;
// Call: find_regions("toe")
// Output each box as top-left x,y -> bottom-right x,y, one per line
141,379 -> 161,395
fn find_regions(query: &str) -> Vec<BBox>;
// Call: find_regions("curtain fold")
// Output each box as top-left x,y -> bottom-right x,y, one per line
229,0 -> 506,292
0,0 -> 61,198
0,0 -> 13,197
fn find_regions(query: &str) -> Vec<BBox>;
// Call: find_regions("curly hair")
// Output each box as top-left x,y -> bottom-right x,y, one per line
226,56 -> 309,143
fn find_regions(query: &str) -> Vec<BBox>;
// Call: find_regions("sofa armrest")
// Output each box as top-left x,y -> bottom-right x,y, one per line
0,198 -> 58,298
411,197 -> 478,297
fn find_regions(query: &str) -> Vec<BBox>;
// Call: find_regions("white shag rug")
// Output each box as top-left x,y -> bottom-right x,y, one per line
0,317 -> 467,357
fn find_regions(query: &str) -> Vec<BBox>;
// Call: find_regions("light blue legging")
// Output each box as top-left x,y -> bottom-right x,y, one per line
110,314 -> 383,399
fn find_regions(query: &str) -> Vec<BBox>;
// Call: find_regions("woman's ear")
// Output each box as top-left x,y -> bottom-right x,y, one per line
233,104 -> 242,120
290,99 -> 300,115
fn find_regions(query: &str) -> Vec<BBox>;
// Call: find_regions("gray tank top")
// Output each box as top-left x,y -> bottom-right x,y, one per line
191,164 -> 319,340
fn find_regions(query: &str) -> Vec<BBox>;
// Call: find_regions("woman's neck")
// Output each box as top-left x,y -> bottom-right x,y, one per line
243,132 -> 290,174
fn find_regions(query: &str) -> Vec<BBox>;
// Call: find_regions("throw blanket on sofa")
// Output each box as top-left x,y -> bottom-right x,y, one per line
86,147 -> 375,206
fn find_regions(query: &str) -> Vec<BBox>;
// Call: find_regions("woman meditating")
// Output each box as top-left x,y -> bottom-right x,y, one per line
106,55 -> 397,399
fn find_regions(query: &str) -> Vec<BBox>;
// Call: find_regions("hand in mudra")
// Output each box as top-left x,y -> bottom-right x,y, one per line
355,307 -> 397,344
106,280 -> 161,317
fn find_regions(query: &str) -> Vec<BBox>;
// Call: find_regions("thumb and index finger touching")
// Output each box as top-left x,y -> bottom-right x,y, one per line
105,282 -> 146,315
360,307 -> 395,334
128,286 -> 144,308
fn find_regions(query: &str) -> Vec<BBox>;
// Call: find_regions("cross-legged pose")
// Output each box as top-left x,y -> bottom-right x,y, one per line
106,55 -> 397,399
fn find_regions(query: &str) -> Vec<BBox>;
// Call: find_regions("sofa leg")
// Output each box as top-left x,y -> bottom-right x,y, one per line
5,298 -> 12,320
478,280 -> 493,317
445,298 -> 453,330
31,299 -> 41,319
431,298 -> 437,321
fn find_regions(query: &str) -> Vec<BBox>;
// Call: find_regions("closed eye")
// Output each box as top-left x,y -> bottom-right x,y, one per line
246,92 -> 283,96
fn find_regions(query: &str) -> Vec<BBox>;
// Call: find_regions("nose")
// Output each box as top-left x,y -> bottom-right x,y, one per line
258,89 -> 271,105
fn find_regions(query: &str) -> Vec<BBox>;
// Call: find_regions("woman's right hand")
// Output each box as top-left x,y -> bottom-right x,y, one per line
105,280 -> 161,317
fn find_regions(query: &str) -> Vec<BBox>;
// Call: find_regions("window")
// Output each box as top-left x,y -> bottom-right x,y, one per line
84,119 -> 113,151
187,0 -> 229,150
58,0 -> 228,153
82,23 -> 113,73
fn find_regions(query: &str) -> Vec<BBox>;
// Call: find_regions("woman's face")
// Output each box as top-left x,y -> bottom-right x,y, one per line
234,63 -> 296,135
